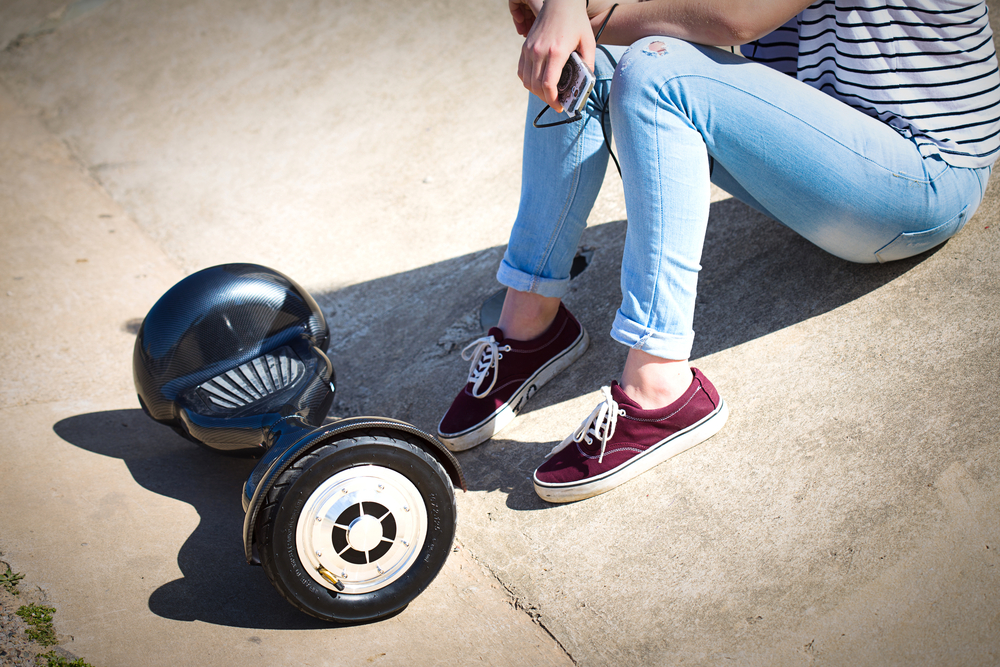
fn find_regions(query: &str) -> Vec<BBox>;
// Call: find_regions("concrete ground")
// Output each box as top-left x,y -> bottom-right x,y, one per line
0,1 -> 998,665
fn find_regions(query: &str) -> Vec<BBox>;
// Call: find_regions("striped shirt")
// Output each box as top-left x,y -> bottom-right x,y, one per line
741,1 -> 1000,168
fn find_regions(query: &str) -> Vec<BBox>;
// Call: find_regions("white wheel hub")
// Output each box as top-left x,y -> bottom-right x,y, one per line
295,465 -> 427,595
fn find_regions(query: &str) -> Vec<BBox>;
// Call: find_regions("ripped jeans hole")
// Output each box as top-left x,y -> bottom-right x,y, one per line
643,41 -> 669,56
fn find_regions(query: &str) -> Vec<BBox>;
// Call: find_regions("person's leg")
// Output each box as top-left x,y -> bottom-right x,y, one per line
438,47 -> 627,451
534,36 -> 989,502
609,37 -> 989,404
497,46 -> 626,335
497,290 -> 561,341
619,348 -> 692,410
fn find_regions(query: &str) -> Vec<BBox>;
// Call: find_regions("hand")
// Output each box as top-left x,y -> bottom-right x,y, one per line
508,0 -> 542,37
517,0 -> 594,112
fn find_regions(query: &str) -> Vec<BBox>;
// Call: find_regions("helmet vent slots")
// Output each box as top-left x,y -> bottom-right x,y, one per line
197,346 -> 305,409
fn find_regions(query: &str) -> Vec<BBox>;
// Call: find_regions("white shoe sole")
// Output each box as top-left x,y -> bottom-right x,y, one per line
438,328 -> 590,452
533,398 -> 730,503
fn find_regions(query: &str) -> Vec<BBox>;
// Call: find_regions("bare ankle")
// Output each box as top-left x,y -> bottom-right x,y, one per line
619,349 -> 692,410
497,288 -> 561,341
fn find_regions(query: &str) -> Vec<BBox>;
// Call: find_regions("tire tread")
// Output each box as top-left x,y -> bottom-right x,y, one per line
254,429 -> 456,623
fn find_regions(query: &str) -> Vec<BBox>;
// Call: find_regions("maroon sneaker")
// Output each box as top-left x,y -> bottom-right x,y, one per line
533,368 -> 729,503
437,303 -> 589,452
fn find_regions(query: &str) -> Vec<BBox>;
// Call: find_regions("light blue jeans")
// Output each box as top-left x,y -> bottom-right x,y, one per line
497,37 -> 992,360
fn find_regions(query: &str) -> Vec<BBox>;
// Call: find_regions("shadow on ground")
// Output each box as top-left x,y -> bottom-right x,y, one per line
312,198 -> 933,502
53,409 -> 334,630
53,198 -> 937,625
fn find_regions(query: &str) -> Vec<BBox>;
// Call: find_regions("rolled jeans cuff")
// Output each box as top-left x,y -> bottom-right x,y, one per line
610,310 -> 694,360
496,257 -> 572,299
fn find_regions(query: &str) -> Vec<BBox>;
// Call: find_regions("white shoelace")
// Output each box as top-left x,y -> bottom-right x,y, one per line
547,385 -> 626,464
461,335 -> 512,399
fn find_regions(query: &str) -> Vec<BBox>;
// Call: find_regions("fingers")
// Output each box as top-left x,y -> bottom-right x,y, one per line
509,0 -> 538,37
516,0 -> 593,112
521,41 -> 565,111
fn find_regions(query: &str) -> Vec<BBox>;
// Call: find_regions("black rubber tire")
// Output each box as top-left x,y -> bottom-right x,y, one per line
255,429 -> 457,623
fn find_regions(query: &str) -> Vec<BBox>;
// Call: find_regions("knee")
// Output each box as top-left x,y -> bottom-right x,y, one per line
610,38 -> 734,115
612,38 -> 699,91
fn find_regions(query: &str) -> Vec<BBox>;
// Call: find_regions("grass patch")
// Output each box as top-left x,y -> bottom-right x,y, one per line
1,564 -> 25,594
37,650 -> 95,667
1,555 -> 96,666
16,603 -> 58,646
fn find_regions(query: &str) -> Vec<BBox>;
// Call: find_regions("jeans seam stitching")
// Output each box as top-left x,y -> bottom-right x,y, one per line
531,119 -> 587,288
640,86 -> 664,332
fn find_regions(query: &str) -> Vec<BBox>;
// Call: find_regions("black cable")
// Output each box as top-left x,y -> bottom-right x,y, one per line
593,44 -> 621,177
594,6 -> 617,58
593,5 -> 620,176
533,107 -> 586,128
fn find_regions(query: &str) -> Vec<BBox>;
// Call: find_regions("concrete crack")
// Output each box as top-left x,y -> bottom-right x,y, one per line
457,543 -> 577,666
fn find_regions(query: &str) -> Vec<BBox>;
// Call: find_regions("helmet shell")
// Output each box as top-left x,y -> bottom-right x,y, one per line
133,264 -> 334,454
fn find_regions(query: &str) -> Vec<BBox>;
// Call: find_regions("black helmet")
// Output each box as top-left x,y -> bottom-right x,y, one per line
133,263 -> 335,454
